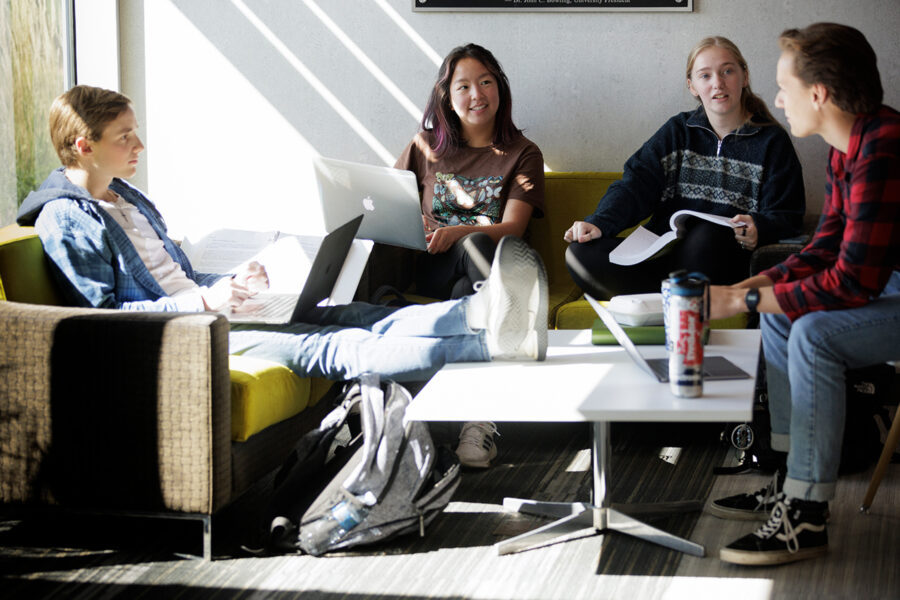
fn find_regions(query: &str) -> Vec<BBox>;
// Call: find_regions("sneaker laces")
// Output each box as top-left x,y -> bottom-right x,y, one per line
754,499 -> 800,554
755,470 -> 783,511
459,422 -> 499,446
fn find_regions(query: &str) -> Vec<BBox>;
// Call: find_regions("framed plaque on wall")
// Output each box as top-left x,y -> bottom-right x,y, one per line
413,0 -> 692,11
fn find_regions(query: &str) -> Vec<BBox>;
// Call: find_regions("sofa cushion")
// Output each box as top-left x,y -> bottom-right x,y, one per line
229,355 -> 312,442
0,225 -> 65,305
529,172 -> 622,294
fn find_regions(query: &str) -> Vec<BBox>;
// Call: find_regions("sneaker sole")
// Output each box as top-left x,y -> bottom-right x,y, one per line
457,456 -> 494,469
707,502 -> 832,523
490,237 -> 548,360
534,249 -> 548,361
706,503 -> 773,521
719,545 -> 827,566
456,447 -> 499,469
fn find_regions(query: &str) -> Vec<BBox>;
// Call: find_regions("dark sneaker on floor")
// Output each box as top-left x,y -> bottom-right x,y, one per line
719,497 -> 828,566
708,471 -> 784,521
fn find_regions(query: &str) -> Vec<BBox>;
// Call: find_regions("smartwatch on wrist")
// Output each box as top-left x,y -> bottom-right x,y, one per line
745,288 -> 760,313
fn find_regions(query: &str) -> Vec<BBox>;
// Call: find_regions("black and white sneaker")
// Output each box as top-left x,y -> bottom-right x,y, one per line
719,497 -> 828,566
456,421 -> 499,468
708,471 -> 784,521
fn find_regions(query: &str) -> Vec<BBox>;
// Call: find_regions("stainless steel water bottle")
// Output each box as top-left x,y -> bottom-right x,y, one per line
663,271 -> 708,398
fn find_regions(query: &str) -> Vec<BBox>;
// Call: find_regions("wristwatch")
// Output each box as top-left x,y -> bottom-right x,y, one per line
745,288 -> 760,313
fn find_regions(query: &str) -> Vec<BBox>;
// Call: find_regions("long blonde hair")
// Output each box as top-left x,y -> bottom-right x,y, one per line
686,36 -> 778,126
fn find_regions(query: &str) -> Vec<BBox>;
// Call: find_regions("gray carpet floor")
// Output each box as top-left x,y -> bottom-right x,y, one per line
0,420 -> 897,599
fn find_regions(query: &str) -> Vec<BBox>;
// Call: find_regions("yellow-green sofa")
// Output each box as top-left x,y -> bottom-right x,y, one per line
0,224 -> 335,557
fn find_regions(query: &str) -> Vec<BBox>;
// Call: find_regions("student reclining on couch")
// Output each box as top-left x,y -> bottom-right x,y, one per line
16,85 -> 549,468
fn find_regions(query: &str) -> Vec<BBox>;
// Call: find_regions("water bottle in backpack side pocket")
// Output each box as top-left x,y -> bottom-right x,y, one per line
298,497 -> 369,556
663,271 -> 709,398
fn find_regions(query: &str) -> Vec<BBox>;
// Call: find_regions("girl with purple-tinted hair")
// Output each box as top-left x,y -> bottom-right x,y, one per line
395,43 -> 545,299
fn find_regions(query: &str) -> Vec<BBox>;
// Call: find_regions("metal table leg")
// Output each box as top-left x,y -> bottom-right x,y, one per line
497,421 -> 705,557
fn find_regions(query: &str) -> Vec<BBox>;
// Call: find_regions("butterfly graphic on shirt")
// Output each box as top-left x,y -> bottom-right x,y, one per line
431,172 -> 504,226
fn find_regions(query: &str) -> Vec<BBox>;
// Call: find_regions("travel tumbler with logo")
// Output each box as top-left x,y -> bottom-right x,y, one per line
662,271 -> 709,398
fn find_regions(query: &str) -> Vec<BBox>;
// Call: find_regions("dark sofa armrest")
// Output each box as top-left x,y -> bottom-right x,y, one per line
750,238 -> 809,276
0,301 -> 232,514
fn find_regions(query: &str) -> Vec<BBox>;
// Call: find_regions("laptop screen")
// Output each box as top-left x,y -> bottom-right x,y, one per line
314,156 -> 427,251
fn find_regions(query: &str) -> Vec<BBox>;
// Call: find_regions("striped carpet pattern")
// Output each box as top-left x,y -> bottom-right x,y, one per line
7,419 -> 894,598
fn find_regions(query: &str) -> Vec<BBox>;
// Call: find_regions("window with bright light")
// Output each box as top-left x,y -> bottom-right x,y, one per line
0,0 -> 72,226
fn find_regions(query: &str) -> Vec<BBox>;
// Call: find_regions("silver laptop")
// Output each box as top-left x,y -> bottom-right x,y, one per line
228,215 -> 363,324
314,156 -> 427,251
584,294 -> 750,382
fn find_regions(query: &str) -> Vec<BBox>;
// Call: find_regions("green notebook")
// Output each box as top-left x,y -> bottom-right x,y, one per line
591,319 -> 710,345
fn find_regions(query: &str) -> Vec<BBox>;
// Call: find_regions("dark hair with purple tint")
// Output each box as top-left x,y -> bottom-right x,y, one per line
421,43 -> 521,156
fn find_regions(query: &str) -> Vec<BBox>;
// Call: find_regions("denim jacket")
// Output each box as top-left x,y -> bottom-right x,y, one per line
17,167 -> 222,311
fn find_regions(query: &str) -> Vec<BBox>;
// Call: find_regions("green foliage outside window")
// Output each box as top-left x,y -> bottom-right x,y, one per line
0,0 -> 68,226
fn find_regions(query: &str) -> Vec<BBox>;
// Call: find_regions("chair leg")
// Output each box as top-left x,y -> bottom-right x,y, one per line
860,407 -> 900,512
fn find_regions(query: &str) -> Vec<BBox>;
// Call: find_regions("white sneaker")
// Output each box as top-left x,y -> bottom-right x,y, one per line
467,236 -> 548,361
456,421 -> 499,468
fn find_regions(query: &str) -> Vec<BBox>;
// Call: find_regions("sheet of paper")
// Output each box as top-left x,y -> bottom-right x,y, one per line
182,228 -> 370,304
670,209 -> 738,230
254,235 -> 319,294
609,210 -> 740,266
182,229 -> 278,274
609,226 -> 676,266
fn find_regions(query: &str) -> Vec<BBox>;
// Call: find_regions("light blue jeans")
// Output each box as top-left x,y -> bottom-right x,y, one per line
228,299 -> 489,382
762,271 -> 900,502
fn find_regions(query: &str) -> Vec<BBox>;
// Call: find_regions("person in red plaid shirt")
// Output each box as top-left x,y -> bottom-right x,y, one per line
707,23 -> 900,566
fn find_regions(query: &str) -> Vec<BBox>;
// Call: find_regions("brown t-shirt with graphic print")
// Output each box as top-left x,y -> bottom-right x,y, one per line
394,131 -> 545,229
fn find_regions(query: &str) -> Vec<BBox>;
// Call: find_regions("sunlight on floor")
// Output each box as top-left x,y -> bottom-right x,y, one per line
442,501 -> 508,513
566,448 -> 592,472
661,576 -> 774,600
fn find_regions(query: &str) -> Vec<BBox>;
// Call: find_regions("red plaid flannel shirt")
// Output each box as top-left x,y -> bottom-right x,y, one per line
762,106 -> 900,320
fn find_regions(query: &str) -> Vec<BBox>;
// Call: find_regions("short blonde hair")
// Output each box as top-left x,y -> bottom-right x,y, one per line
49,85 -> 132,167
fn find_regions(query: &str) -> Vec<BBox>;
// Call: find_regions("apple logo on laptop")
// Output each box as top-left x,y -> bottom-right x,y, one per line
362,195 -> 375,211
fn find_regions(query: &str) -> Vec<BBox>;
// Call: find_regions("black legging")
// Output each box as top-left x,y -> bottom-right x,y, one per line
415,232 -> 496,299
566,219 -> 752,300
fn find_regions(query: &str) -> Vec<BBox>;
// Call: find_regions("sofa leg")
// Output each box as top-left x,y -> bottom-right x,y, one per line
1,506 -> 216,560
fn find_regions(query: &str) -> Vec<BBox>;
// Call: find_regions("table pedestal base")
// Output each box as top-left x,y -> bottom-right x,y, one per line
497,499 -> 705,556
495,422 -> 706,558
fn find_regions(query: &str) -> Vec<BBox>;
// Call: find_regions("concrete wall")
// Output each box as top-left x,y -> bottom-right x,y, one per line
113,0 -> 900,238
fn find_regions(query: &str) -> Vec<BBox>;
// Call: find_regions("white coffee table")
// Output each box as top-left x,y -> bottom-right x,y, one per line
406,328 -> 760,557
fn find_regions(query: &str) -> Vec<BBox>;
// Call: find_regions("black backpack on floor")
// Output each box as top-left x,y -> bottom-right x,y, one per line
719,362 -> 896,475
251,373 -> 461,556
